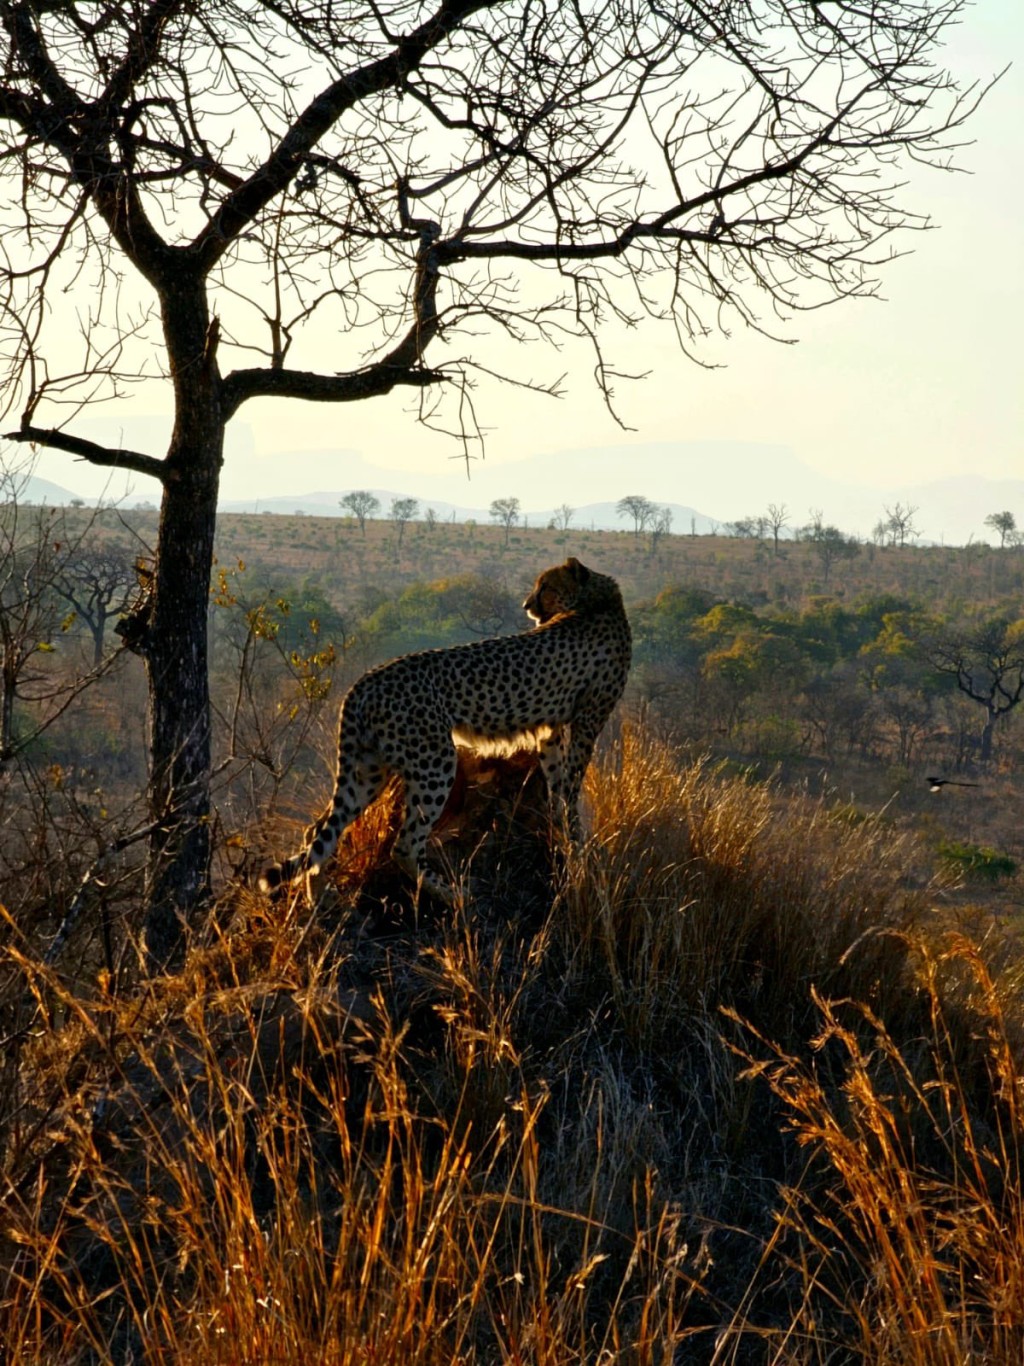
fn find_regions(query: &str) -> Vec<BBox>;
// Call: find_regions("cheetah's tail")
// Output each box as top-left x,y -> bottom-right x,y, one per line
257,854 -> 303,894
258,813 -> 342,894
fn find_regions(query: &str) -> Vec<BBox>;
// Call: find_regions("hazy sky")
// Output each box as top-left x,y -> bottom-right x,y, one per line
30,2 -> 1024,524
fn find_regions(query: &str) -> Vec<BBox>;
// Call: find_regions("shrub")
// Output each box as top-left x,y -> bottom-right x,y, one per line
937,838 -> 1018,883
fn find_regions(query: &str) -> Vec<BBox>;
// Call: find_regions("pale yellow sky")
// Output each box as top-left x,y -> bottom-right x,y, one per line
29,1 -> 1024,525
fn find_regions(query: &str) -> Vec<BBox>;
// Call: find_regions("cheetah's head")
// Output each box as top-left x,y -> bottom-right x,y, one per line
523,557 -> 591,624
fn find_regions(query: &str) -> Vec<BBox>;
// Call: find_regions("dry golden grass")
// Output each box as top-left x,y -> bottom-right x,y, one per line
564,724 -> 923,1042
726,938 -> 1024,1363
2,721 -> 1023,1363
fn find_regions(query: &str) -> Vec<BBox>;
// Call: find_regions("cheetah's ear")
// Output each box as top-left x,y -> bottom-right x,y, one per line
566,557 -> 590,583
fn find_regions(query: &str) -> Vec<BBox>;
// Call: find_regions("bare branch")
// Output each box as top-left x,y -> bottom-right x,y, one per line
4,426 -> 165,483
222,357 -> 446,418
188,0 -> 495,274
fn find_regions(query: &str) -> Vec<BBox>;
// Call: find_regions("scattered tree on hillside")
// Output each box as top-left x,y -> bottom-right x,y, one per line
0,467 -> 114,763
806,513 -> 860,585
54,545 -> 138,666
984,511 -> 1018,548
931,618 -> 1024,763
489,497 -> 521,548
553,504 -> 576,532
727,517 -> 758,539
1,503 -> 58,762
424,507 -> 438,533
883,503 -> 921,548
390,497 -> 419,550
0,0 -> 984,964
340,492 -> 381,536
648,506 -> 673,557
617,496 -> 657,540
442,575 -> 518,636
766,504 -> 790,557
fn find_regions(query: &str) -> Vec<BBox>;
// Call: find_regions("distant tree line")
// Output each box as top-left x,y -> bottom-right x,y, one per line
631,586 -> 1024,772
333,490 -> 1022,551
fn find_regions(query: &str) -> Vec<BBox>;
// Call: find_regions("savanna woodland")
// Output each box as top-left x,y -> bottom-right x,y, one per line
2,3 -> 1022,1363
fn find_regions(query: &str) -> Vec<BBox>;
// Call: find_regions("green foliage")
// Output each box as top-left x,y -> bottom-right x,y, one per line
358,574 -> 519,654
937,839 -> 1018,883
235,578 -> 347,654
193,516 -> 1024,781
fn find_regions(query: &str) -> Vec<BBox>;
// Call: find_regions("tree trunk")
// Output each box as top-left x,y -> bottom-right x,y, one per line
1,655 -> 15,760
143,468 -> 218,967
142,286 -> 223,970
980,712 -> 994,764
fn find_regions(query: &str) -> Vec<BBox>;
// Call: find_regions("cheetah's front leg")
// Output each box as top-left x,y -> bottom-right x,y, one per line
537,725 -> 582,839
539,709 -> 609,842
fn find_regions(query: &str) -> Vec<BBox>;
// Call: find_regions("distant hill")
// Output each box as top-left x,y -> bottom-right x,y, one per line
9,473 -> 85,506
2,470 -> 152,509
9,433 -> 1022,544
217,440 -> 1024,545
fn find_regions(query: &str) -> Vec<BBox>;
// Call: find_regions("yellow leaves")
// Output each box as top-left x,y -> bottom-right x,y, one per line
210,564 -> 238,609
692,601 -> 758,640
247,604 -> 280,641
289,642 -> 337,702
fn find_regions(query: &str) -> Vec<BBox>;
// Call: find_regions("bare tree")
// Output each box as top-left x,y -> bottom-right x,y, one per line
766,504 -> 790,557
648,505 -> 673,556
883,503 -> 921,548
984,511 -> 1018,548
390,496 -> 419,550
0,0 -> 983,965
553,503 -> 576,532
340,491 -> 381,536
489,497 -> 521,547
54,544 -> 138,666
931,619 -> 1024,763
617,496 -> 657,540
424,507 -> 438,533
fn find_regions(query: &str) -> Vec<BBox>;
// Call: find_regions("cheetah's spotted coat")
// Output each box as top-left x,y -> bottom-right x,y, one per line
259,558 -> 631,897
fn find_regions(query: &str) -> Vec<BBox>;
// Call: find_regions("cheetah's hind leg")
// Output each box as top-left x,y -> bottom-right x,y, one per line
388,740 -> 459,903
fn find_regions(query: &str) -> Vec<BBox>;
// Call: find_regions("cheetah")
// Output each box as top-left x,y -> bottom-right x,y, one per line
259,557 -> 631,898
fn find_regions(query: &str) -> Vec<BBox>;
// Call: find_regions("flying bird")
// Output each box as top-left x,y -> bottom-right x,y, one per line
927,777 -> 980,793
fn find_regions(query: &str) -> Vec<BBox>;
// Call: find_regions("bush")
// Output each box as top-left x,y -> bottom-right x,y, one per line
937,837 -> 1018,883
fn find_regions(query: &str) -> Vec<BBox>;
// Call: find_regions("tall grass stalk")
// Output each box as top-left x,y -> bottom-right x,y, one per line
3,723 -> 1023,1362
1,958 -> 700,1362
725,935 -> 1024,1363
561,724 -> 922,1043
